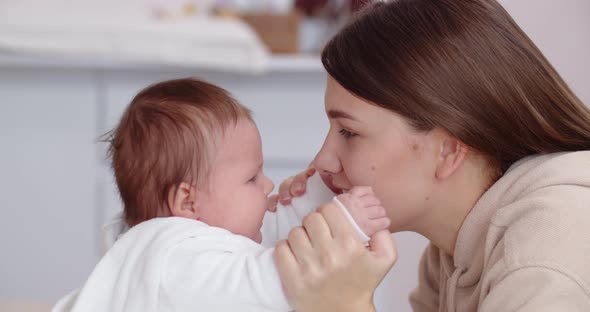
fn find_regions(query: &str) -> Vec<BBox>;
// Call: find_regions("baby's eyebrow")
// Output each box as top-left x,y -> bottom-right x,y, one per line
251,162 -> 263,174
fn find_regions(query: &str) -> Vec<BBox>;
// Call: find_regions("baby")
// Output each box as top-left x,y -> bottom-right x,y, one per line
53,78 -> 390,312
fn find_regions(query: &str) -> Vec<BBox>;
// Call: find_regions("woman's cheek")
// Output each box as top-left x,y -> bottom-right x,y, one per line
343,152 -> 375,186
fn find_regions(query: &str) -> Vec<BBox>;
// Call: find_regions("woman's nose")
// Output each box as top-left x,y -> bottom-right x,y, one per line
313,137 -> 342,175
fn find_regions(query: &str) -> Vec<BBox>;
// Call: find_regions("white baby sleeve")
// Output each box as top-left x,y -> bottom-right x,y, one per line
261,173 -> 334,246
162,238 -> 293,312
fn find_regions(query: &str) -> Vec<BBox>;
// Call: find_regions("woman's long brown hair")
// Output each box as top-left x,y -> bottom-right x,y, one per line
322,0 -> 590,174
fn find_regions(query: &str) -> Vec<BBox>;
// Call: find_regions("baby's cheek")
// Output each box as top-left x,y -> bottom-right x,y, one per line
248,198 -> 267,241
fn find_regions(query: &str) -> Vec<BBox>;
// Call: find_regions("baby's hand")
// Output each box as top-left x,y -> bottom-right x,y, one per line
336,187 -> 390,237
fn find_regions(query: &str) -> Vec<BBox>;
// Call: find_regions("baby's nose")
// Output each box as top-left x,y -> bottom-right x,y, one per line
264,176 -> 275,194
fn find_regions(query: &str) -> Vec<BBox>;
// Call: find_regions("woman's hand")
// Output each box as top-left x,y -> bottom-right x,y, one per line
268,167 -> 316,211
274,202 -> 397,312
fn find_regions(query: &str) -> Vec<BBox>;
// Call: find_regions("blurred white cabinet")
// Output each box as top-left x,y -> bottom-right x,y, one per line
0,69 -> 98,301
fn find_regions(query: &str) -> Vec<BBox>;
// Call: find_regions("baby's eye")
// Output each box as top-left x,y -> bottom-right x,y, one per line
339,129 -> 357,139
248,175 -> 258,183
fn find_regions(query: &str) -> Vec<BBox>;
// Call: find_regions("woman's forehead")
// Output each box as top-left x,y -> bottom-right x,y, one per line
324,78 -> 418,136
325,83 -> 393,124
325,83 -> 367,116
324,77 -> 385,113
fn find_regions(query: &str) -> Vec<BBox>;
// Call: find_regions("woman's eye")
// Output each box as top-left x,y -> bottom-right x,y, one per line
338,129 -> 357,139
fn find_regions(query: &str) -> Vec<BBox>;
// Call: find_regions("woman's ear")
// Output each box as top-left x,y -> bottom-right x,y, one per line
168,182 -> 199,220
435,133 -> 468,180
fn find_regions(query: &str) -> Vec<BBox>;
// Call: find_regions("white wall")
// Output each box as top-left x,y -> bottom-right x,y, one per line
500,0 -> 590,106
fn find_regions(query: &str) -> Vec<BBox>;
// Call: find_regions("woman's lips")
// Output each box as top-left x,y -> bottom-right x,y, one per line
320,174 -> 346,194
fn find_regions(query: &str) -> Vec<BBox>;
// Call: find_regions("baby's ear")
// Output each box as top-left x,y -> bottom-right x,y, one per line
168,182 -> 199,220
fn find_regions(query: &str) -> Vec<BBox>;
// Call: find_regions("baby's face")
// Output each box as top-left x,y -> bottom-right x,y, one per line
196,118 -> 274,243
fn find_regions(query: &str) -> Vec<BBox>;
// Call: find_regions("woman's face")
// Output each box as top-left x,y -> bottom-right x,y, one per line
314,77 -> 439,232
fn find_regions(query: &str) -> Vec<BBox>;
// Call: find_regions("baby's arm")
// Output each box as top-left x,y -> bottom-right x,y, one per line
163,238 -> 292,311
262,173 -> 389,246
261,173 -> 334,246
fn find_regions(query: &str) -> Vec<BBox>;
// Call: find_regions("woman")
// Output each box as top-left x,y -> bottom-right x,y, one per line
271,0 -> 590,311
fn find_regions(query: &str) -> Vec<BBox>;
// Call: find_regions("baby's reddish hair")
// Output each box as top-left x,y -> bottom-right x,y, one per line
106,78 -> 252,227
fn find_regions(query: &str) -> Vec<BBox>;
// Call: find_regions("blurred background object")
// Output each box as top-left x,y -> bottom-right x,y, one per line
0,0 -> 270,72
295,0 -> 370,16
241,11 -> 301,54
0,0 -> 377,64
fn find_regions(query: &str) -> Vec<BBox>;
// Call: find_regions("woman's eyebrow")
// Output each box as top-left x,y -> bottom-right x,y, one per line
327,109 -> 359,121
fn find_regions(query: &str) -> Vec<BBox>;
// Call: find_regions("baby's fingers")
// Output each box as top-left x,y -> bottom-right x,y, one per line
278,176 -> 295,205
359,195 -> 381,208
289,167 -> 315,197
350,186 -> 373,197
364,217 -> 391,236
366,205 -> 387,219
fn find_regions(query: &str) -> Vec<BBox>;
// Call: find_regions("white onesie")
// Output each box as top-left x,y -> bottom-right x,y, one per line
53,173 -> 368,312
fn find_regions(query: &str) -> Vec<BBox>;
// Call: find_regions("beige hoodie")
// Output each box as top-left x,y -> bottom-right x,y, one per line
410,151 -> 590,312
